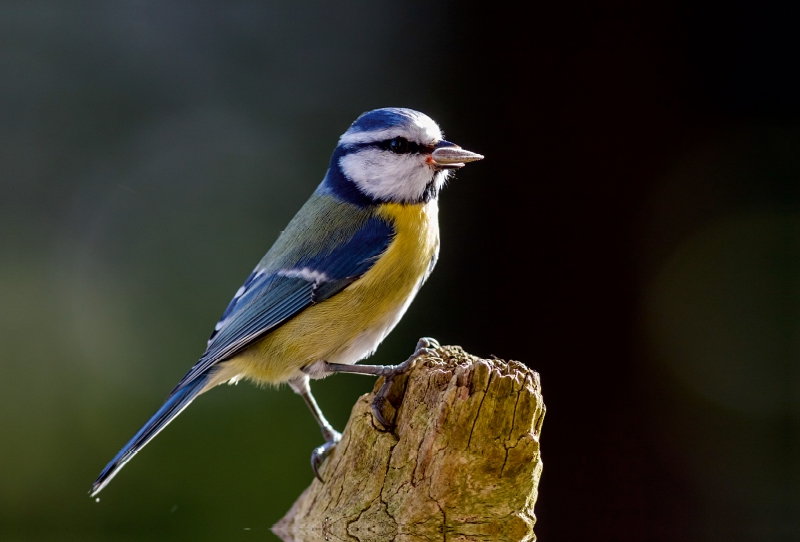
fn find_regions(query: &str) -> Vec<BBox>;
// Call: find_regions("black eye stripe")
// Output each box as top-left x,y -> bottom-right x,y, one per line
376,137 -> 426,154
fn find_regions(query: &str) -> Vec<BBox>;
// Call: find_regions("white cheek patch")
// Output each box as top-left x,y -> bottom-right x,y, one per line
339,148 -> 435,202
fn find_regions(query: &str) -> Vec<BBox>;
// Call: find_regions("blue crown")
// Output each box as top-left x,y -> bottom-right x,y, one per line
348,108 -> 421,133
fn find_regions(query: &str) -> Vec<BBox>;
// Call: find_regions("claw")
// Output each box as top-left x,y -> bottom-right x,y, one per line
370,337 -> 440,429
310,431 -> 341,483
416,337 -> 440,351
371,393 -> 393,429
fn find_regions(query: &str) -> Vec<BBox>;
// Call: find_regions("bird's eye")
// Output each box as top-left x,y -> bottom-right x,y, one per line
388,137 -> 410,154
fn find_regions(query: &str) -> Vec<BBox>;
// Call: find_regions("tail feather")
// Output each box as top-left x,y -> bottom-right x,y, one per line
90,374 -> 210,497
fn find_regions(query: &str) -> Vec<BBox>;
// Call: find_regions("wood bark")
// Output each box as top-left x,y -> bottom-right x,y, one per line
273,345 -> 545,542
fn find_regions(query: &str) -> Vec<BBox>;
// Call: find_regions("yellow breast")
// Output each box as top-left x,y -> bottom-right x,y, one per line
226,200 -> 440,385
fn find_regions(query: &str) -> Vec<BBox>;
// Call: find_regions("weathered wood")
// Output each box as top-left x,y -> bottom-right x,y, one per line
273,346 -> 545,542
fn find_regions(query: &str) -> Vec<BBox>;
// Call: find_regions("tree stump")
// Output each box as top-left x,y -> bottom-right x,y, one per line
273,345 -> 545,542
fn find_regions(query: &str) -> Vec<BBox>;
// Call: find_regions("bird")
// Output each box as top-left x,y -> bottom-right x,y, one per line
90,107 -> 483,497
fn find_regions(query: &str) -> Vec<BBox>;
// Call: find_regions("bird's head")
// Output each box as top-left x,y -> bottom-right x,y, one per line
323,108 -> 483,205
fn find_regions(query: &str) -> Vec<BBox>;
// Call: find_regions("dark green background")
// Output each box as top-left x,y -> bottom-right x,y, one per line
2,1 -> 799,540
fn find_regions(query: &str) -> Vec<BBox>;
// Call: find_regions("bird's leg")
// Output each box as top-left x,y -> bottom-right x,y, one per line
289,375 -> 341,482
324,337 -> 440,428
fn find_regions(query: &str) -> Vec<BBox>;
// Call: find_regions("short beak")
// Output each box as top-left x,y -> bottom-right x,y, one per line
431,140 -> 484,169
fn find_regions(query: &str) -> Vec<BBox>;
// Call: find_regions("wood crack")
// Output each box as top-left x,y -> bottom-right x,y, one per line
466,370 -> 492,450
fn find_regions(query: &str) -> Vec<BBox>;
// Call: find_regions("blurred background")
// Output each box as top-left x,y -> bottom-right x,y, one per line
1,1 -> 799,540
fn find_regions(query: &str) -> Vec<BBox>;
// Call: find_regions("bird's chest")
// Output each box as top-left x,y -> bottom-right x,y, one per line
320,200 -> 439,362
358,200 -> 440,300
239,200 -> 440,378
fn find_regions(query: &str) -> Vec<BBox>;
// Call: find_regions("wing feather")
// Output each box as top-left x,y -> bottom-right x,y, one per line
170,213 -> 394,394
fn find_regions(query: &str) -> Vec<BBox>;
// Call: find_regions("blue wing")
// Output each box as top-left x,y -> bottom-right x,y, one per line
92,210 -> 394,496
170,214 -> 394,393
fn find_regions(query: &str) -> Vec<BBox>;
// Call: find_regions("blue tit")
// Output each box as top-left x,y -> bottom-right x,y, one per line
91,108 -> 483,496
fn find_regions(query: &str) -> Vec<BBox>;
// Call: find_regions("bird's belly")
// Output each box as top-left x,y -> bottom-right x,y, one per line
226,201 -> 439,385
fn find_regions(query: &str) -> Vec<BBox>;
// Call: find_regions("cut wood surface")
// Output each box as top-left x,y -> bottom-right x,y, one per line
273,345 -> 545,542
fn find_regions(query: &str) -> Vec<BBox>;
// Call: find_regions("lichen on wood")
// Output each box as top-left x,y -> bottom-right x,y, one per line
273,345 -> 545,542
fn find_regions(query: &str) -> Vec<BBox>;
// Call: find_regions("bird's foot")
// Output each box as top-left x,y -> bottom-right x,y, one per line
371,337 -> 440,429
310,429 -> 342,483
